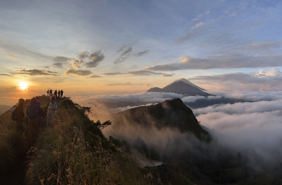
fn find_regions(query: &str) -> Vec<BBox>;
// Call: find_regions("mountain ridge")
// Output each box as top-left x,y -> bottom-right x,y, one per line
108,98 -> 211,142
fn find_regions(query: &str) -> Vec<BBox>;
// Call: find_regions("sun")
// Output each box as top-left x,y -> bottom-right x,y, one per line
20,82 -> 28,90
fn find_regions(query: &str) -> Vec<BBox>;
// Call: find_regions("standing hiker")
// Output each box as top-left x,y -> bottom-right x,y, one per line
61,90 -> 64,98
50,89 -> 53,95
58,90 -> 61,99
26,97 -> 43,145
54,90 -> 57,98
46,96 -> 57,126
36,97 -> 43,129
47,89 -> 50,96
11,98 -> 25,132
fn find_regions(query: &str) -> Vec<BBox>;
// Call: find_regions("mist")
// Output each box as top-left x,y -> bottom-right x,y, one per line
85,91 -> 282,170
197,100 -> 282,170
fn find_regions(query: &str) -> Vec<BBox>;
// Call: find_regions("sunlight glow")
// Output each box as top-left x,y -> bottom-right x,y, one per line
20,82 -> 27,90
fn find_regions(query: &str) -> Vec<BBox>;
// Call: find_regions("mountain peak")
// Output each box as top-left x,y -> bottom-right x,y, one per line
168,78 -> 206,91
148,78 -> 210,96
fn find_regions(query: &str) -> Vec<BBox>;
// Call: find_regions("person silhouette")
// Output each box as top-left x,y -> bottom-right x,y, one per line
54,90 -> 57,97
61,90 -> 64,98
50,89 -> 53,95
47,96 -> 57,126
47,90 -> 50,96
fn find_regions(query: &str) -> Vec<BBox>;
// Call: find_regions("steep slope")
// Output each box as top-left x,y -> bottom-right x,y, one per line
148,79 -> 210,96
111,98 -> 211,141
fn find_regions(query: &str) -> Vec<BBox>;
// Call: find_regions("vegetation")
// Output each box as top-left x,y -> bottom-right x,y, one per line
26,97 -> 146,185
0,100 -> 29,180
1,96 -> 282,184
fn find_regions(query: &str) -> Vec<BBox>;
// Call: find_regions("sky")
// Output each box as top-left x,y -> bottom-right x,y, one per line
0,0 -> 282,105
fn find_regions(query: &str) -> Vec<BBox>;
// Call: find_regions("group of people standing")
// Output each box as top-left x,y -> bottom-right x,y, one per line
47,89 -> 64,98
11,95 -> 58,146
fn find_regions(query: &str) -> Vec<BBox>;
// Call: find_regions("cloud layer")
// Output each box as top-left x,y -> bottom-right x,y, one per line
190,68 -> 282,91
13,69 -> 59,76
145,55 -> 282,71
196,98 -> 282,169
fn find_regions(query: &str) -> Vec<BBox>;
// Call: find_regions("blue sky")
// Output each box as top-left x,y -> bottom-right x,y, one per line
0,0 -> 282,105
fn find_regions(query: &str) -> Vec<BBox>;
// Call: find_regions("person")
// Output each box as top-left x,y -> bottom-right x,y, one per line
26,97 -> 43,145
58,90 -> 61,98
54,90 -> 57,98
50,89 -> 53,95
47,90 -> 50,96
36,97 -> 43,129
11,99 -> 25,132
61,90 -> 64,98
46,96 -> 57,126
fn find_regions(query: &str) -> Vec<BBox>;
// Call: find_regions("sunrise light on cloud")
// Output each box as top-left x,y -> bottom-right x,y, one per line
0,1 -> 281,106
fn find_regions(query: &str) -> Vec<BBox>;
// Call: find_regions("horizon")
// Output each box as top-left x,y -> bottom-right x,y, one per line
1,0 -> 282,106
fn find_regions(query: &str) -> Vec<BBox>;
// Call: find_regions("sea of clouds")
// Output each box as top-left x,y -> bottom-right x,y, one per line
80,91 -> 282,169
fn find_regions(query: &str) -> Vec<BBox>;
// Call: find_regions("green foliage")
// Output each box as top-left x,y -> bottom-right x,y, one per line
59,98 -> 77,110
109,136 -> 126,148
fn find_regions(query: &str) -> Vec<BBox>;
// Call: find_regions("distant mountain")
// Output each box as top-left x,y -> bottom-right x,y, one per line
148,78 -> 211,96
0,105 -> 11,116
110,98 -> 211,142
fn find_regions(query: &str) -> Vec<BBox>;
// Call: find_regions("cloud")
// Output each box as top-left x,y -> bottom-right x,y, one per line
117,45 -> 127,52
78,92 -> 184,103
134,50 -> 150,57
190,68 -> 282,91
114,46 -> 133,64
121,47 -> 132,56
12,69 -> 59,76
3,86 -> 18,92
190,22 -> 204,31
68,51 -> 105,69
6,55 -> 19,59
173,24 -> 209,45
64,68 -> 92,76
0,42 -> 53,60
105,82 -> 151,86
0,74 -> 13,77
218,91 -> 282,102
78,51 -> 89,60
104,72 -> 122,75
53,62 -> 63,68
54,56 -> 71,63
114,41 -> 139,64
88,74 -> 101,78
128,70 -> 165,76
195,98 -> 282,169
74,92 -> 222,110
85,51 -> 105,68
161,73 -> 175,77
64,50 -> 104,77
69,59 -> 83,69
104,70 -> 168,76
145,55 -> 282,70
191,14 -> 203,22
243,41 -> 282,51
